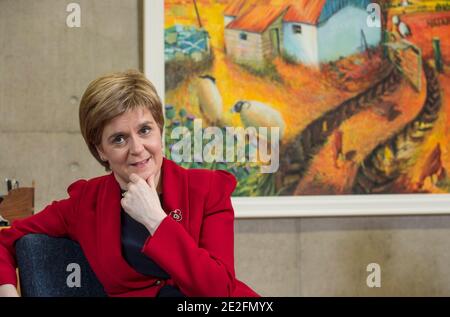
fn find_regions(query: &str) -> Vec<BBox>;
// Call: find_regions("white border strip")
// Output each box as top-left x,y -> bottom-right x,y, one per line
144,0 -> 450,218
144,0 -> 165,100
232,194 -> 450,218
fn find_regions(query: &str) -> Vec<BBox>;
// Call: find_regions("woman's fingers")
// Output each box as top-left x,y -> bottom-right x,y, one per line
129,173 -> 154,189
146,174 -> 155,189
129,173 -> 141,183
126,173 -> 156,195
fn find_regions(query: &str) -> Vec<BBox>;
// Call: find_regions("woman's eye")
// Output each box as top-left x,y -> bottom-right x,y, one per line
112,136 -> 125,144
140,126 -> 151,134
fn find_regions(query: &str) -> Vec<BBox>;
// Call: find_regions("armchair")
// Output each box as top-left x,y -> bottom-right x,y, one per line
15,234 -> 106,297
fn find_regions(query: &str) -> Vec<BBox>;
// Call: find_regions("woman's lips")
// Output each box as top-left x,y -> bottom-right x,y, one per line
130,157 -> 150,168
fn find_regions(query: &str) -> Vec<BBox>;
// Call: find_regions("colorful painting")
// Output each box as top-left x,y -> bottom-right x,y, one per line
162,0 -> 450,198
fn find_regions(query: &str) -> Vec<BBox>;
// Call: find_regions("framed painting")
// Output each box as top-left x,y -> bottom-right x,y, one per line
144,0 -> 450,217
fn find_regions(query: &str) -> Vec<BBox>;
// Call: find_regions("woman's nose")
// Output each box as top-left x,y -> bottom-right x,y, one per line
129,135 -> 145,154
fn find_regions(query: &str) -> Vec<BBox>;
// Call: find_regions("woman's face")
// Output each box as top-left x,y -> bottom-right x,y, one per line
96,107 -> 163,190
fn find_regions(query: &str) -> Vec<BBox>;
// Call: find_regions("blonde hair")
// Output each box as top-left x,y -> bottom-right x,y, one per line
79,69 -> 164,170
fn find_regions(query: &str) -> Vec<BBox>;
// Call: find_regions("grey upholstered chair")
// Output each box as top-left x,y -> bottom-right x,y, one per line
15,234 -> 107,297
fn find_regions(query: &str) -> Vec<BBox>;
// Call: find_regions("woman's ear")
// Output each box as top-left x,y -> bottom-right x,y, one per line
96,145 -> 107,162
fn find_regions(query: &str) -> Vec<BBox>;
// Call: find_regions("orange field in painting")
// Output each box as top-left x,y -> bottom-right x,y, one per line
391,11 -> 450,60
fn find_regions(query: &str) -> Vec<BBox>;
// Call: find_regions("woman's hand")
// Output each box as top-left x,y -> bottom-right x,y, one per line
0,284 -> 19,297
121,173 -> 167,235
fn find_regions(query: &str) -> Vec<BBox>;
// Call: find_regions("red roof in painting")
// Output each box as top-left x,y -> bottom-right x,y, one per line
283,0 -> 327,25
226,4 -> 288,33
223,0 -> 248,17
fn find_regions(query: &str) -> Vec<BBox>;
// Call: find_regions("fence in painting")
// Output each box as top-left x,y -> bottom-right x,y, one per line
385,34 -> 422,92
353,62 -> 442,194
165,25 -> 210,62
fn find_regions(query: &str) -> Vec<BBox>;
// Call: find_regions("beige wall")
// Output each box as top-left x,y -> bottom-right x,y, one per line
236,216 -> 450,296
2,0 -> 450,297
0,0 -> 141,209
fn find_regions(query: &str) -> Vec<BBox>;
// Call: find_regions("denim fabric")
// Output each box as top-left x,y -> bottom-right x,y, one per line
16,234 -> 107,297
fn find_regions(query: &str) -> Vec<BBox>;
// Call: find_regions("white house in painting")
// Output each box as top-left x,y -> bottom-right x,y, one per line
283,0 -> 381,65
224,4 -> 288,63
223,0 -> 382,67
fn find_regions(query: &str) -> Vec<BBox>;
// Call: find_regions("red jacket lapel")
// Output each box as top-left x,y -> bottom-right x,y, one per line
161,158 -> 190,231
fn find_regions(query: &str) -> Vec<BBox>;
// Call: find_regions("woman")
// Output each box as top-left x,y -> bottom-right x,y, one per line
0,70 -> 259,297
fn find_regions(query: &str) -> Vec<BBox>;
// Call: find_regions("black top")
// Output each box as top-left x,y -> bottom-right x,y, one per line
120,190 -> 170,278
119,190 -> 184,297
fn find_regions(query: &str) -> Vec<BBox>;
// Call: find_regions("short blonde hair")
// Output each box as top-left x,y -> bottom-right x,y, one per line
79,69 -> 164,170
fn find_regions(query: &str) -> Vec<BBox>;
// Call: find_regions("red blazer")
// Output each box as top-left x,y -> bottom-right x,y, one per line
0,158 -> 259,297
